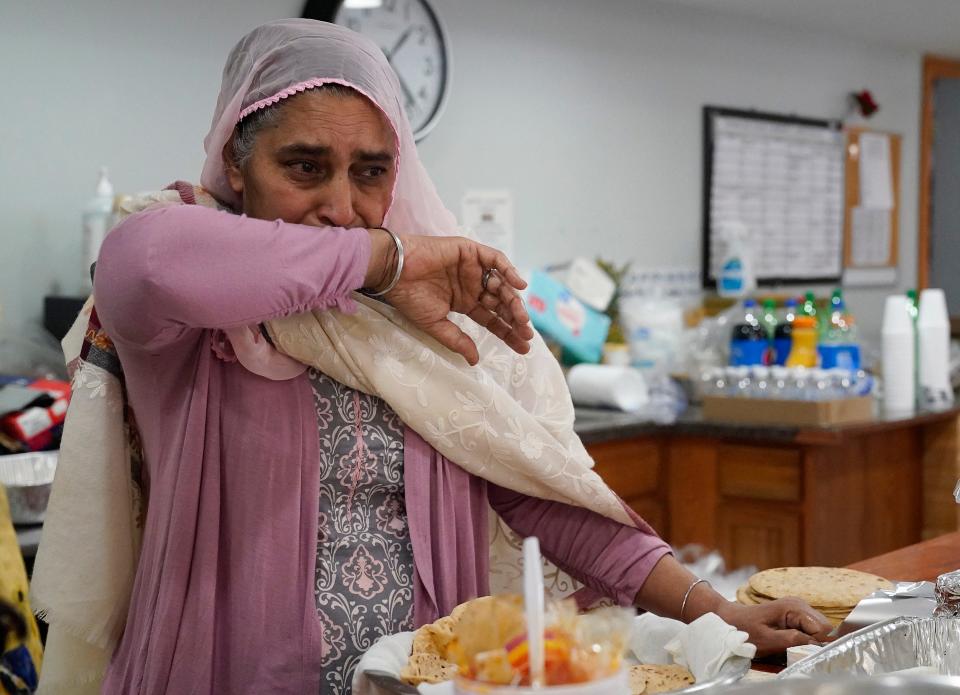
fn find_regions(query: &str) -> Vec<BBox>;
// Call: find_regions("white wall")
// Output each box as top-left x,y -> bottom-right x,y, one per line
0,0 -> 921,347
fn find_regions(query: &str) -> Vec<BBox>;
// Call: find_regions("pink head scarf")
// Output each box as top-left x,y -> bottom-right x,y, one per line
200,18 -> 456,237
199,19 -> 458,379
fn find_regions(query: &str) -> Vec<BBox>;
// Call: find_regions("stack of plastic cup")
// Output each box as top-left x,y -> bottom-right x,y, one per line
918,289 -> 954,410
881,295 -> 915,413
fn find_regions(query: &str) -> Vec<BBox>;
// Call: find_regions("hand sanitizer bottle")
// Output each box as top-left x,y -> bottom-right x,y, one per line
82,167 -> 114,293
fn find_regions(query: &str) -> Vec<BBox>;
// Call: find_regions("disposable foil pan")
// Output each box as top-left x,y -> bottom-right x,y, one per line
0,451 -> 58,524
726,674 -> 960,694
779,617 -> 960,679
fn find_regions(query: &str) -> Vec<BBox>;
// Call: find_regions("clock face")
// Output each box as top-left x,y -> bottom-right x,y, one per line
333,0 -> 449,140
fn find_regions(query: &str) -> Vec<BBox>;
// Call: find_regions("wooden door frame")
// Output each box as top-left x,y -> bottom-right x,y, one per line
918,54 -> 960,289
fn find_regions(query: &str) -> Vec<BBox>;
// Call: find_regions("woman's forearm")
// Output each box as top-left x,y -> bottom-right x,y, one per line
634,553 -> 728,622
488,485 -> 672,606
95,204 -> 375,347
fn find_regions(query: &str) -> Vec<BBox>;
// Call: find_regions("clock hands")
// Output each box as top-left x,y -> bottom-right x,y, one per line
397,72 -> 416,109
385,26 -> 413,60
383,25 -> 420,111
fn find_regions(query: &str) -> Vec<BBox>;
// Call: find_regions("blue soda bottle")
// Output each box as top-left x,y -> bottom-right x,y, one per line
773,298 -> 797,366
730,299 -> 767,366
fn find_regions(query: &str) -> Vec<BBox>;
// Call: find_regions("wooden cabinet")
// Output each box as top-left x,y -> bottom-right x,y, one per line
582,409 -> 959,571
717,446 -> 800,502
717,504 -> 800,570
590,439 -> 666,535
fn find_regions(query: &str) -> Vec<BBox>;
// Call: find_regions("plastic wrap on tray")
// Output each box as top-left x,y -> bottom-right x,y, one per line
446,595 -> 634,687
779,617 -> 960,679
935,571 -> 960,617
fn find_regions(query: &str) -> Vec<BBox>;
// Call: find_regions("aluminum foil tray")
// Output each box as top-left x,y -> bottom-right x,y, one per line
727,674 -> 960,694
780,617 -> 960,679
0,451 -> 58,524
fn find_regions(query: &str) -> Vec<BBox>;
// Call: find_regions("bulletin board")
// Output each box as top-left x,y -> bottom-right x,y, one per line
702,106 -> 846,288
841,127 -> 901,286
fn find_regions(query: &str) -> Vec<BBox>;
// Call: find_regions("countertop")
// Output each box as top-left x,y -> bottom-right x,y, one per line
847,531 -> 960,582
752,532 -> 960,674
574,403 -> 960,446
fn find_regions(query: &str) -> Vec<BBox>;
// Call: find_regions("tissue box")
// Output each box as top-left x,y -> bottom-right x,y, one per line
560,257 -> 616,312
525,271 -> 611,364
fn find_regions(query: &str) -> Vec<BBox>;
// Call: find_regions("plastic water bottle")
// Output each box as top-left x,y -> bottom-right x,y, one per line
769,366 -> 789,398
774,298 -> 797,366
818,289 -> 861,369
699,367 -> 726,398
713,365 -> 868,400
729,366 -> 752,396
729,299 -> 768,366
851,369 -> 874,397
810,369 -> 833,400
750,365 -> 772,398
791,366 -> 812,399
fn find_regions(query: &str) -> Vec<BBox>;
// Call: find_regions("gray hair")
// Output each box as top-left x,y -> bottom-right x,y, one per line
231,82 -> 357,169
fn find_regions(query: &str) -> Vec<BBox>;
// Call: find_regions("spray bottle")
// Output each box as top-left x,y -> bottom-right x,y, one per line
82,167 -> 114,293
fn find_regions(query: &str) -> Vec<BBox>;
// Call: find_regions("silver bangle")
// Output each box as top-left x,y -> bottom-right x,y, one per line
366,228 -> 404,297
680,578 -> 709,622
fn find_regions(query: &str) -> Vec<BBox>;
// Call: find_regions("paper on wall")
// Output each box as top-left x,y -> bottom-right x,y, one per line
461,190 -> 514,259
858,132 -> 894,210
850,205 -> 892,266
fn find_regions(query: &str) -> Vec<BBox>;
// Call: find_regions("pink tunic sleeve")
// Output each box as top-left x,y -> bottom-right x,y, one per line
94,204 -> 371,348
488,484 -> 672,606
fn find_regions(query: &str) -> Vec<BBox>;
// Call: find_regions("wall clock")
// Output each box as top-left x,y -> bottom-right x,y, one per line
303,0 -> 451,141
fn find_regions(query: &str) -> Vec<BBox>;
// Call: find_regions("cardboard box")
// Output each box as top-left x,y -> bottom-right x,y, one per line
702,395 -> 874,427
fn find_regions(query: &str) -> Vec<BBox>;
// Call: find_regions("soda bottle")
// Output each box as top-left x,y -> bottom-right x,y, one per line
802,292 -> 819,323
773,298 -> 797,366
729,299 -> 767,366
761,299 -> 778,340
818,289 -> 861,369
786,316 -> 819,368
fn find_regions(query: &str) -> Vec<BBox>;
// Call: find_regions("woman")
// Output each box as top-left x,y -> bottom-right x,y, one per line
35,19 -> 830,695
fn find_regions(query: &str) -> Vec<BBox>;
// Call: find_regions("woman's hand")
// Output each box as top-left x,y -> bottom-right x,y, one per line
635,556 -> 834,658
366,230 -> 534,365
715,598 -> 834,657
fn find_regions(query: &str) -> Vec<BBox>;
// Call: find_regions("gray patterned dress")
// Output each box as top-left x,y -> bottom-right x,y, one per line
308,368 -> 415,695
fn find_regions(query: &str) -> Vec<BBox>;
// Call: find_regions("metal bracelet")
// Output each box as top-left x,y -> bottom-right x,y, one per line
680,578 -> 709,622
365,228 -> 404,297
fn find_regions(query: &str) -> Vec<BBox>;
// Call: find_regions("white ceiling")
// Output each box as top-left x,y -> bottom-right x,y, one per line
660,0 -> 960,56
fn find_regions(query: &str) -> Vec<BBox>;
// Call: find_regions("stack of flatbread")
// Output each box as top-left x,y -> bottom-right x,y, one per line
400,597 -> 696,693
399,602 -> 471,685
736,566 -> 894,627
627,664 -> 695,694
